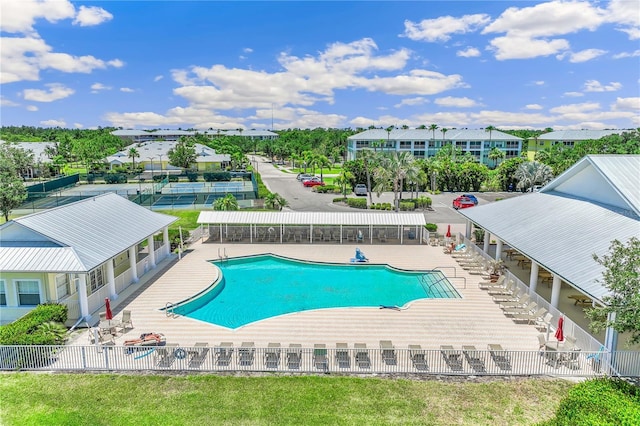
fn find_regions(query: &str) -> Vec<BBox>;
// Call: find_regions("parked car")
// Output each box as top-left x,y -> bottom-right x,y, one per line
354,184 -> 368,196
303,177 -> 326,187
453,196 -> 475,210
297,173 -> 313,181
528,185 -> 544,192
462,194 -> 478,205
300,175 -> 317,183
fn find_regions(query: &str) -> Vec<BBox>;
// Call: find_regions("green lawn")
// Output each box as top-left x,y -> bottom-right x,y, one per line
0,374 -> 573,425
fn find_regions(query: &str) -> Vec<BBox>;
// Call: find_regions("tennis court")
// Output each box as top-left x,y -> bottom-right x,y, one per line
161,181 -> 253,194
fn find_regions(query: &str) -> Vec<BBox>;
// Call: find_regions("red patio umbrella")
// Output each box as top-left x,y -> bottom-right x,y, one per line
105,297 -> 113,321
445,225 -> 451,238
555,316 -> 564,342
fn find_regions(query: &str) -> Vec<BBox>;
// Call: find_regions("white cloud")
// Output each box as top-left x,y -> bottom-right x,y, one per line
456,47 -> 481,58
0,0 -> 76,33
40,119 -> 66,127
605,0 -> 640,40
563,91 -> 584,97
525,104 -> 543,110
26,105 -> 38,111
487,35 -> 569,60
73,5 -> 113,27
558,48 -> 607,63
584,80 -> 622,92
243,47 -> 253,53
611,97 -> 640,111
549,102 -> 601,114
434,96 -> 478,108
533,81 -> 545,86
403,14 -> 491,42
120,87 -> 135,93
154,75 -> 164,82
0,97 -> 19,107
394,97 -> 427,108
73,122 -> 84,128
91,82 -> 111,92
613,49 -> 640,59
23,83 -> 75,102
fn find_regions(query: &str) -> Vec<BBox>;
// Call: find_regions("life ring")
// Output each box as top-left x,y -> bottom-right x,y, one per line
174,348 -> 187,360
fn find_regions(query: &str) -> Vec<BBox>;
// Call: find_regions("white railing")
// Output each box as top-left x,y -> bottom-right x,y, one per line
87,285 -> 111,314
1,345 -> 637,376
114,269 -> 133,294
58,299 -> 81,321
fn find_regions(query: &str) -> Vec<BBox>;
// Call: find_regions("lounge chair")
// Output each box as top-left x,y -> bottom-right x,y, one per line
216,342 -> 233,366
380,340 -> 396,365
462,345 -> 486,373
563,349 -> 582,370
488,344 -> 511,370
408,344 -> 428,371
286,344 -> 302,369
188,342 -> 210,367
537,334 -> 548,350
265,343 -> 281,368
493,289 -> 525,304
440,345 -> 463,371
89,327 -> 115,346
336,343 -> 350,368
535,313 -> 554,332
503,301 -> 537,317
157,343 -> 179,368
497,292 -> 530,308
513,307 -> 547,324
313,344 -> 328,370
354,343 -> 370,369
487,280 -> 515,296
239,342 -> 255,366
478,275 -> 506,290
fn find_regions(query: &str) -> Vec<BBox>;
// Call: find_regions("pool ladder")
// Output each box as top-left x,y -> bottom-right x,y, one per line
218,247 -> 228,262
165,302 -> 176,318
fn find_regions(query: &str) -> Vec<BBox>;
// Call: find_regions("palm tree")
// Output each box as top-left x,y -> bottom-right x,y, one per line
487,147 -> 505,168
315,154 -> 330,182
213,194 -> 239,211
374,151 -> 416,211
485,125 -> 496,143
428,124 -> 439,140
514,161 -> 554,192
128,147 -> 140,172
334,170 -> 354,199
385,126 -> 395,151
359,149 -> 377,205
264,192 -> 288,210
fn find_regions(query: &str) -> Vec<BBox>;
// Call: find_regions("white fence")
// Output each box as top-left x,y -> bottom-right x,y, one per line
2,344 -> 637,376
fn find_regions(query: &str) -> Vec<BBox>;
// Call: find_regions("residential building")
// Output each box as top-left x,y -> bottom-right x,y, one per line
347,129 -> 523,165
0,194 -> 177,324
526,130 -> 627,160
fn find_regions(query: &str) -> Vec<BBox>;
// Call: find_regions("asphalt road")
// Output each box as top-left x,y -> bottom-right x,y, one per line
251,155 -> 522,225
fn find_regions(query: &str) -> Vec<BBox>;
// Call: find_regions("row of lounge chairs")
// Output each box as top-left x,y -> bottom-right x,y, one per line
440,344 -> 512,372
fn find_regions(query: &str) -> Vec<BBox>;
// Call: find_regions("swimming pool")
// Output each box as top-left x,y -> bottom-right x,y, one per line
173,254 -> 460,329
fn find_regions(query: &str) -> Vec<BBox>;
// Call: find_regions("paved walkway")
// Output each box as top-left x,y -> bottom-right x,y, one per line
73,241 -> 545,352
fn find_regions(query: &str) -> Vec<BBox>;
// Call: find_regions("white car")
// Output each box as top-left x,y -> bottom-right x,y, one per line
354,184 -> 368,196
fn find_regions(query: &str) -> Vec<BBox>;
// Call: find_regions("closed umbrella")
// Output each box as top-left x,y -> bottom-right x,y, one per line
446,225 -> 451,238
105,297 -> 113,321
555,316 -> 564,342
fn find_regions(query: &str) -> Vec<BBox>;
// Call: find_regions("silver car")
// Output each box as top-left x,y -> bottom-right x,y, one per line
354,184 -> 368,196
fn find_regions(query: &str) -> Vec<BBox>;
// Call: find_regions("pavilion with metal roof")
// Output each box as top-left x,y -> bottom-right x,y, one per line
456,155 -> 640,352
0,193 -> 177,324
197,211 -> 427,245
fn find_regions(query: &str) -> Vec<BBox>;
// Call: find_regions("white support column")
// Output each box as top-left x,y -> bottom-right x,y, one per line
163,227 -> 170,256
495,240 -> 503,260
465,220 -> 472,239
529,261 -> 539,295
483,230 -> 490,253
106,259 -> 117,300
147,235 -> 156,269
77,275 -> 90,320
38,280 -> 46,304
550,275 -> 562,307
129,246 -> 139,283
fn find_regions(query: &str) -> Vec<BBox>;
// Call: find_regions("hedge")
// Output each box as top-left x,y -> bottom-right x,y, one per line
0,304 -> 68,345
204,171 -> 231,182
424,223 -> 438,232
346,198 -> 368,209
541,378 -> 640,426
370,203 -> 392,210
104,173 -> 128,184
399,201 -> 415,211
314,185 -> 339,193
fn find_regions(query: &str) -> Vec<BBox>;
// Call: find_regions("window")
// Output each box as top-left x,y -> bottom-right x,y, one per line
16,280 -> 40,306
414,141 -> 425,148
355,141 -> 370,148
413,150 -> 425,158
506,141 -> 520,148
469,141 -> 481,149
399,141 -> 412,149
88,267 -> 105,293
0,281 -> 6,306
55,274 -> 70,299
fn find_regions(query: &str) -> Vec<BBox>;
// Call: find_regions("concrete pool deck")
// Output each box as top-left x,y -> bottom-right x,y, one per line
72,241 -> 544,351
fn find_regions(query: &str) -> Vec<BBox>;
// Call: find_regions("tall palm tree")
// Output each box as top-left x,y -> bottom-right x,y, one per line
359,149 -> 377,206
385,126 -> 395,152
514,161 -> 554,192
485,125 -> 496,143
428,124 -> 439,140
128,147 -> 140,171
487,147 -> 505,168
374,151 -> 416,211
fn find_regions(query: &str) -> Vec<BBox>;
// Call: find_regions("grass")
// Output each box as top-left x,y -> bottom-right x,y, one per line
156,210 -> 201,230
0,374 -> 573,425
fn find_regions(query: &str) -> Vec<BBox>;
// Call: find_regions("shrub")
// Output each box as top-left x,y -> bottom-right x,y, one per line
0,304 -> 68,345
315,185 -> 338,193
425,223 -> 438,232
186,172 -> 199,182
332,197 -> 347,203
399,201 -> 415,211
383,203 -> 392,210
415,196 -> 432,209
104,173 -> 127,184
168,175 -> 179,182
204,172 -> 231,182
253,172 -> 270,199
346,198 -> 368,209
541,378 -> 640,426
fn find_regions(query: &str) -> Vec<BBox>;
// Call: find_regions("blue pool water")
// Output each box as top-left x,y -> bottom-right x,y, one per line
173,254 -> 460,329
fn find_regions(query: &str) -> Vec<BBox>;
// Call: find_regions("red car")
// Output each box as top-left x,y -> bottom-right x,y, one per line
453,196 -> 475,210
303,177 -> 326,187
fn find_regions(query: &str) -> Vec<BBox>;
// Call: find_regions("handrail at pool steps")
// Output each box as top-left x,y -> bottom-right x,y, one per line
1,344 -> 635,377
165,302 -> 176,318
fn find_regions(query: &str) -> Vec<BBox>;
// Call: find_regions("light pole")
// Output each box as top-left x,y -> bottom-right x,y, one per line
148,156 -> 155,179
158,154 -> 163,177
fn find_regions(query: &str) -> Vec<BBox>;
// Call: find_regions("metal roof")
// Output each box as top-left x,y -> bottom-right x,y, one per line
0,247 -> 85,273
106,141 -> 230,163
458,193 -> 640,304
111,130 -> 149,136
348,129 -> 522,141
1,193 -> 177,272
537,130 -> 625,141
223,130 -> 279,137
198,211 -> 426,226
12,142 -> 55,163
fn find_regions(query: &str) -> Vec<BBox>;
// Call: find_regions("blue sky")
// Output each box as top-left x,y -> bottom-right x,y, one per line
1,0 -> 638,130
